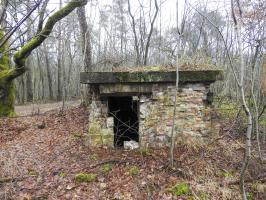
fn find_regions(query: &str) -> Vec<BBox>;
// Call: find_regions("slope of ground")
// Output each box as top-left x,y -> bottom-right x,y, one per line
0,106 -> 265,200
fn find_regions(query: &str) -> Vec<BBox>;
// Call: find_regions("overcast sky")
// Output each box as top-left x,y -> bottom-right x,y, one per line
46,0 -> 231,31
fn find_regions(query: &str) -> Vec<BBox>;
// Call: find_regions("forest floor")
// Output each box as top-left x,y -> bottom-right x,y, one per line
0,106 -> 265,200
15,100 -> 81,116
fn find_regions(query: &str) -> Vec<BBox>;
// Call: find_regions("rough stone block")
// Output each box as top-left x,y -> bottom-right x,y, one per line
89,127 -> 113,147
101,105 -> 108,115
106,117 -> 114,128
155,135 -> 170,144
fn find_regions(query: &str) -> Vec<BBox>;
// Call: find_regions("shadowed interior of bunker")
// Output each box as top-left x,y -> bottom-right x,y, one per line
108,96 -> 139,147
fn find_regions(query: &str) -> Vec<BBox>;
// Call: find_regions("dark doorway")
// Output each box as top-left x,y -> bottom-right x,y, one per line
108,96 -> 139,147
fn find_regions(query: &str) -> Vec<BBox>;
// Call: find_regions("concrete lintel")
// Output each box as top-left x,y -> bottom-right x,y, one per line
99,83 -> 171,95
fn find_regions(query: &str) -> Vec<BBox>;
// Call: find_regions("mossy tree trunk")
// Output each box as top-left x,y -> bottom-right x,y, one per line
0,0 -> 88,117
0,80 -> 15,117
0,39 -> 15,116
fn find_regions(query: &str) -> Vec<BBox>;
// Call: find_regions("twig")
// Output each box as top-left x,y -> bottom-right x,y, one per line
88,159 -> 130,169
0,0 -> 42,48
227,175 -> 266,185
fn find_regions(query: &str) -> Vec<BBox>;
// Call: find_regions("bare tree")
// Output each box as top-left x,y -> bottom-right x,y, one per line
77,4 -> 95,105
170,0 -> 187,167
77,6 -> 92,72
127,0 -> 159,66
127,0 -> 141,66
0,0 -> 88,116
231,1 -> 253,198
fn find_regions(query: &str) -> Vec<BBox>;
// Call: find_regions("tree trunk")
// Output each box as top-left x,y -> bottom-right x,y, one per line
0,0 -> 88,116
0,31 -> 15,116
25,0 -> 33,102
36,50 -> 45,100
26,59 -> 33,102
170,0 -> 180,167
57,0 -> 63,101
77,5 -> 95,106
0,0 -> 8,26
127,0 -> 141,66
57,51 -> 62,101
76,6 -> 92,72
43,44 -> 53,100
143,0 -> 159,66
0,80 -> 15,117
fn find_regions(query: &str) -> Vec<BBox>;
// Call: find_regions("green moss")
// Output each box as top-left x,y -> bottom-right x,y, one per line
221,171 -> 234,178
88,120 -> 113,146
114,72 -> 164,82
58,172 -> 66,177
216,101 -> 238,119
0,81 -> 15,117
100,164 -> 111,174
138,148 -> 151,156
259,115 -> 266,127
13,51 -> 26,67
167,182 -> 190,196
215,98 -> 248,134
74,173 -> 97,183
127,166 -> 139,176
143,66 -> 161,71
28,170 -> 38,176
0,70 -> 9,79
247,192 -> 252,200
89,154 -> 98,161
88,122 -> 101,134
0,32 -> 9,72
0,31 -> 16,117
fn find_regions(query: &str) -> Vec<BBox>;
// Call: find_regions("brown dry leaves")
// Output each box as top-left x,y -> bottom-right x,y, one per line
0,106 -> 260,199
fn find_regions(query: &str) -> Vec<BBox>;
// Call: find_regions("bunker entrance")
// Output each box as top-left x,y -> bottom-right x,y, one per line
108,96 -> 139,148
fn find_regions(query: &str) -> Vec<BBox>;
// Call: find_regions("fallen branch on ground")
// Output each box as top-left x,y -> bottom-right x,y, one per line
88,159 -> 130,169
0,176 -> 29,184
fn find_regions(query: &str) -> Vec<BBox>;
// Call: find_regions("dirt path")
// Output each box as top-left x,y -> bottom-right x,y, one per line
15,100 -> 82,116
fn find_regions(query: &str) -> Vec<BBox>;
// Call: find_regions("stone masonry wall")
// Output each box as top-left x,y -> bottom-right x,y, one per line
87,100 -> 114,147
139,83 -> 219,148
87,83 -> 219,148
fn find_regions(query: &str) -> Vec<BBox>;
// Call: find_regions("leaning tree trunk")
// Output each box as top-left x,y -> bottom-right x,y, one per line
0,0 -> 88,117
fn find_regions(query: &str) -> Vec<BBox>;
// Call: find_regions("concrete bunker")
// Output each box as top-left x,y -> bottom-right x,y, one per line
81,68 -> 223,148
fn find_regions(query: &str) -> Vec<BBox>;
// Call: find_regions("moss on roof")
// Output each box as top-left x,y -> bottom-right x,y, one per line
80,70 -> 224,84
112,63 -> 221,73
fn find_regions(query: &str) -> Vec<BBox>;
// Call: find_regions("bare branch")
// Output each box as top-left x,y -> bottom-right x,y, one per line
3,0 -> 88,81
0,0 -> 42,48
